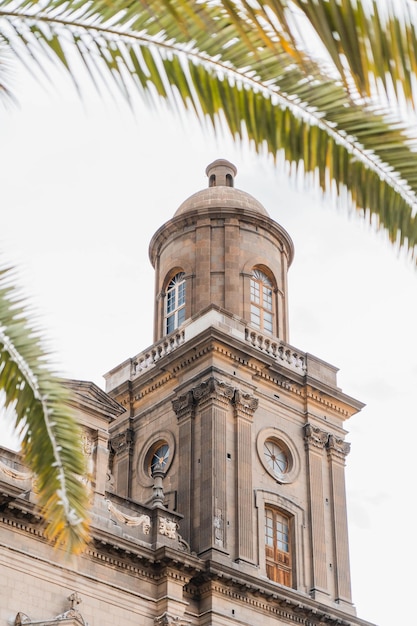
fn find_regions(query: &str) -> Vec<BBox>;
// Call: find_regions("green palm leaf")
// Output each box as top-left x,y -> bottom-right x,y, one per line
2,0 -> 416,256
0,265 -> 90,554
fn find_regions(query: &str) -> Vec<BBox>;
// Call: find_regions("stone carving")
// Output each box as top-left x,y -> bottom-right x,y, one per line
81,433 -> 94,479
15,592 -> 86,626
155,612 -> 191,626
173,378 -> 260,418
192,377 -> 234,404
304,424 -> 329,450
159,517 -> 177,539
106,499 -> 151,534
233,389 -> 259,416
172,390 -> 194,417
327,434 -> 351,459
55,592 -> 86,625
81,434 -> 93,457
0,459 -> 31,482
109,429 -> 134,455
213,508 -> 224,547
304,425 -> 351,459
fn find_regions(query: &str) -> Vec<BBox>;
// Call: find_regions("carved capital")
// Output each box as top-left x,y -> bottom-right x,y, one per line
233,389 -> 259,418
304,424 -> 329,450
172,391 -> 194,419
327,434 -> 351,460
109,429 -> 134,455
192,377 -> 234,408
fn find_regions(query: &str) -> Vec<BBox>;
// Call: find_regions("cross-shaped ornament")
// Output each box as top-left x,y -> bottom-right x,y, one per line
68,592 -> 82,610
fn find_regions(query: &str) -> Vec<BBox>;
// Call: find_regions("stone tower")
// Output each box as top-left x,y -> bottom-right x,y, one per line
0,160 -> 375,626
105,159 -> 367,621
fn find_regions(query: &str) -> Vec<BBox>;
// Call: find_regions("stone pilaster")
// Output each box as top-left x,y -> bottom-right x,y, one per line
327,434 -> 353,608
304,423 -> 329,599
195,378 -> 234,555
172,391 -> 195,543
109,428 -> 134,498
233,389 -> 258,563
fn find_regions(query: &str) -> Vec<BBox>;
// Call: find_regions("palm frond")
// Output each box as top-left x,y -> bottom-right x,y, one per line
1,0 -> 417,260
0,265 -> 90,554
236,0 -> 417,108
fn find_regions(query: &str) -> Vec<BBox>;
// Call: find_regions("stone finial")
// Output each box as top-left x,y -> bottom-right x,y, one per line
205,159 -> 237,188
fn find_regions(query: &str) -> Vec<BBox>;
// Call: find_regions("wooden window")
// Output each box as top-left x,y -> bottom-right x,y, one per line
165,272 -> 186,334
265,507 -> 292,586
250,269 -> 273,334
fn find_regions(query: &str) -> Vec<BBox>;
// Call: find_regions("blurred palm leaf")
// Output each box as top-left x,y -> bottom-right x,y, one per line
0,265 -> 90,554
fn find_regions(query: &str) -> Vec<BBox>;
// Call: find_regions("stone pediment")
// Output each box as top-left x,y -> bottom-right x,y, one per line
63,379 -> 125,423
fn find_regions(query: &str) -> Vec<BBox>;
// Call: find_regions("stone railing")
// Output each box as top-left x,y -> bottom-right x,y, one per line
129,313 -> 307,380
244,328 -> 307,374
132,329 -> 185,376
105,308 -> 337,393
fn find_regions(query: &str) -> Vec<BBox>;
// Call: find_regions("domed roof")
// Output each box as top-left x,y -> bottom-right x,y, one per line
174,159 -> 270,218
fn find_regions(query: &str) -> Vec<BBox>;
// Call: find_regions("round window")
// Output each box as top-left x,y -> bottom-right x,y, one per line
149,442 -> 170,476
257,428 -> 299,484
263,439 -> 288,476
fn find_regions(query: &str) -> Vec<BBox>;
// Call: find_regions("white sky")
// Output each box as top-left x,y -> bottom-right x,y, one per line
1,65 -> 417,626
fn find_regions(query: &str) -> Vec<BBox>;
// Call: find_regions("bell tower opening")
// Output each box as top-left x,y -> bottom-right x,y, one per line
205,159 -> 237,187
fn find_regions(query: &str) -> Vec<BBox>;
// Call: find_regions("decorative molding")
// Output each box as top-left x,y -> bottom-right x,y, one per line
106,499 -> 151,534
174,378 -> 260,418
0,459 -> 31,482
187,579 -> 351,626
158,517 -> 177,540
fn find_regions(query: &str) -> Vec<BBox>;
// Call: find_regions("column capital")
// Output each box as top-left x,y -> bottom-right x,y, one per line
327,434 -> 351,461
192,377 -> 235,408
172,390 -> 194,419
304,423 -> 329,451
233,389 -> 259,419
109,428 -> 134,455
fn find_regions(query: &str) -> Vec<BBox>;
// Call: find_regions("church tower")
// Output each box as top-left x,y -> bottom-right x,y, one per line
0,159 -> 376,626
104,159 -> 368,623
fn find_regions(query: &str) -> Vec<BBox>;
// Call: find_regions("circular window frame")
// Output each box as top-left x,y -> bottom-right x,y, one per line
137,431 -> 175,487
257,427 -> 300,484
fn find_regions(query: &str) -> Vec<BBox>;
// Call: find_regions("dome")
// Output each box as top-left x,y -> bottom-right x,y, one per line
174,159 -> 270,218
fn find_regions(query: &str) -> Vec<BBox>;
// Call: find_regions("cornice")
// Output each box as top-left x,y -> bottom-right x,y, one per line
187,565 -> 373,626
118,332 -> 357,422
0,493 -> 203,579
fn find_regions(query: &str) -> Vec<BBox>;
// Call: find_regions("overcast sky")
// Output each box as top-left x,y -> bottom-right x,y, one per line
1,65 -> 417,626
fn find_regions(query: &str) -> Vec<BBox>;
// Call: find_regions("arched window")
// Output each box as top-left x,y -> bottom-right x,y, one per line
265,507 -> 292,586
250,269 -> 273,333
165,272 -> 186,334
